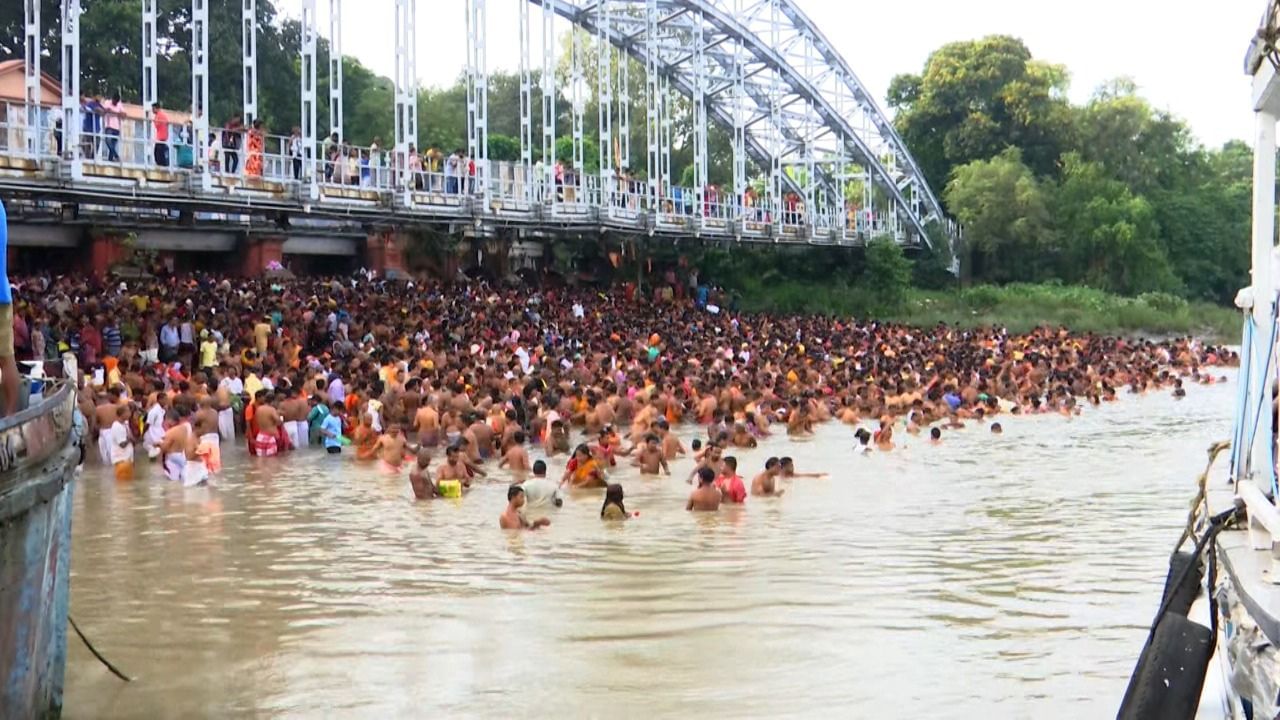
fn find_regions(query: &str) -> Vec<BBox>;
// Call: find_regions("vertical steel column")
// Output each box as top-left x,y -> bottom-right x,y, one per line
596,1 -> 614,208
466,0 -> 488,203
835,141 -> 848,242
300,0 -> 318,196
691,10 -> 708,224
618,43 -> 630,175
60,0 -> 80,178
767,1 -> 782,230
801,33 -> 815,234
660,73 -> 672,204
644,0 -> 660,211
24,0 -> 40,156
142,0 -> 157,164
518,0 -> 532,201
192,0 -> 210,188
408,0 -> 418,159
394,0 -> 413,188
570,28 -> 585,176
328,0 -> 343,141
242,0 -> 257,124
731,7 -> 746,226
540,0 -> 556,204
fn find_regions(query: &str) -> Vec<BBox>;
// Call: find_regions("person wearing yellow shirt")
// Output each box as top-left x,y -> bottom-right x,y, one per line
244,371 -> 264,399
199,333 -> 218,370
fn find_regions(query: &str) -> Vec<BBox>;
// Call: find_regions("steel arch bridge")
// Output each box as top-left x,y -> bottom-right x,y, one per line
1,0 -> 955,265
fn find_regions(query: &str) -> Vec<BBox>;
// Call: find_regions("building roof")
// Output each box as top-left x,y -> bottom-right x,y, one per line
0,60 -> 190,123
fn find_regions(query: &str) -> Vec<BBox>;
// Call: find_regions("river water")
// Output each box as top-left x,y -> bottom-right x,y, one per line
62,379 -> 1234,718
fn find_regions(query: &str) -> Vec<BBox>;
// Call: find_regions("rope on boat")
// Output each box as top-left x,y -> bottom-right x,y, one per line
1177,440 -> 1232,550
68,614 -> 132,682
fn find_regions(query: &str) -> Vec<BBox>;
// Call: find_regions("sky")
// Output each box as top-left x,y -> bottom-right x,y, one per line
274,0 -> 1263,149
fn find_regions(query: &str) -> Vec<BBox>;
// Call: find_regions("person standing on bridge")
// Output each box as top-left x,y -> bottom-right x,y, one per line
153,102 -> 170,167
246,119 -> 265,178
102,92 -> 124,163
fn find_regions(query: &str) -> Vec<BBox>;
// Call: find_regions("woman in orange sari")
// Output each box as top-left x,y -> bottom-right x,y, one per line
562,444 -> 606,488
245,119 -> 264,177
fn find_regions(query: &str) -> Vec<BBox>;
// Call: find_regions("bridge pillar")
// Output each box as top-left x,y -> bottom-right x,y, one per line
239,235 -> 285,277
364,230 -> 405,279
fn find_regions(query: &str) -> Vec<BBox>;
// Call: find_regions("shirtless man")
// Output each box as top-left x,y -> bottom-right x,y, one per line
779,456 -> 827,479
751,457 -> 785,497
408,449 -> 437,499
656,419 -> 685,460
546,419 -> 571,457
500,485 -> 550,530
466,414 -> 496,460
159,402 -> 196,483
633,434 -> 670,475
686,467 -> 722,512
498,430 -> 531,472
94,387 -> 126,465
412,396 -> 440,447
729,423 -> 758,449
436,444 -> 479,484
373,424 -> 414,473
281,389 -> 309,450
252,390 -> 282,457
193,396 -> 220,456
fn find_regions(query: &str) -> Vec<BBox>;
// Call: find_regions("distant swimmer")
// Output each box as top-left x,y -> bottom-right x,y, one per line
751,457 -> 785,497
873,417 -> 895,451
500,484 -> 550,530
990,422 -> 1003,435
1173,379 -> 1186,399
930,427 -> 942,445
687,467 -> 722,511
373,423 -> 414,473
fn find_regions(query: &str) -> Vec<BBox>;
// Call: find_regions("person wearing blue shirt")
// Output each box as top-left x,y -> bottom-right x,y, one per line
0,200 -> 18,415
320,403 -> 345,454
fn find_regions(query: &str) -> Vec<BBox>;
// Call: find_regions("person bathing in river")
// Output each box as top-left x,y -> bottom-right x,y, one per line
500,485 -> 550,530
751,457 -> 785,497
779,456 -> 826,479
601,483 -> 629,520
634,433 -> 670,475
409,449 -> 437,499
498,430 -> 531,472
320,402 -> 345,454
519,460 -> 564,509
563,443 -> 607,488
715,456 -> 747,504
687,467 -> 722,512
373,423 -> 415,473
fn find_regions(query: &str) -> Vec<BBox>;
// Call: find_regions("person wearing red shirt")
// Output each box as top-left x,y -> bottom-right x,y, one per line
714,455 -> 747,504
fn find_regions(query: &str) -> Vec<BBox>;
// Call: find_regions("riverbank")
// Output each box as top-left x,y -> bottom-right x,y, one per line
729,281 -> 1240,342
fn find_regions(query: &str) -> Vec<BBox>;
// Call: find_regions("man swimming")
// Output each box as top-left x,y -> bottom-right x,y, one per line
634,433 -> 670,475
498,430 -> 531,472
408,449 -> 437,499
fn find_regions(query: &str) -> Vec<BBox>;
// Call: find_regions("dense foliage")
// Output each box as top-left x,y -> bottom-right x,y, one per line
891,36 -> 1251,303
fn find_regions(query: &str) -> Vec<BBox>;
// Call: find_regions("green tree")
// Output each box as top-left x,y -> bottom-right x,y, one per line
863,236 -> 912,310
888,35 -> 1074,194
1072,79 -> 1199,196
487,134 -> 520,162
1053,153 -> 1177,294
944,148 -> 1053,283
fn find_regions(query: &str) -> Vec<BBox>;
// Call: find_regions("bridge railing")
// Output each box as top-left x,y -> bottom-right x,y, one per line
0,100 -> 898,244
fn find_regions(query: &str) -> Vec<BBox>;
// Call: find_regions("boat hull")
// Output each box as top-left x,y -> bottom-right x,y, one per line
0,385 -> 81,719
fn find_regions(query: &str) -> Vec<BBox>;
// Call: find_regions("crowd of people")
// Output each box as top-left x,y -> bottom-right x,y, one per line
10,269 -> 1235,530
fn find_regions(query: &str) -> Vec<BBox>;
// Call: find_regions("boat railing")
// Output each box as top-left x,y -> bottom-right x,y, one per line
1238,480 -> 1280,583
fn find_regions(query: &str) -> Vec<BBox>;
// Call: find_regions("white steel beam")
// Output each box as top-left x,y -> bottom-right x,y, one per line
242,0 -> 257,124
192,0 -> 210,188
692,9 -> 708,226
466,0 -> 489,203
142,0 -> 157,162
393,0 -> 414,189
24,0 -> 40,156
540,0 -> 556,204
570,27 -> 585,173
597,1 -> 614,207
61,0 -> 80,179
300,0 -> 318,196
329,0 -> 343,141
519,0 -> 533,200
